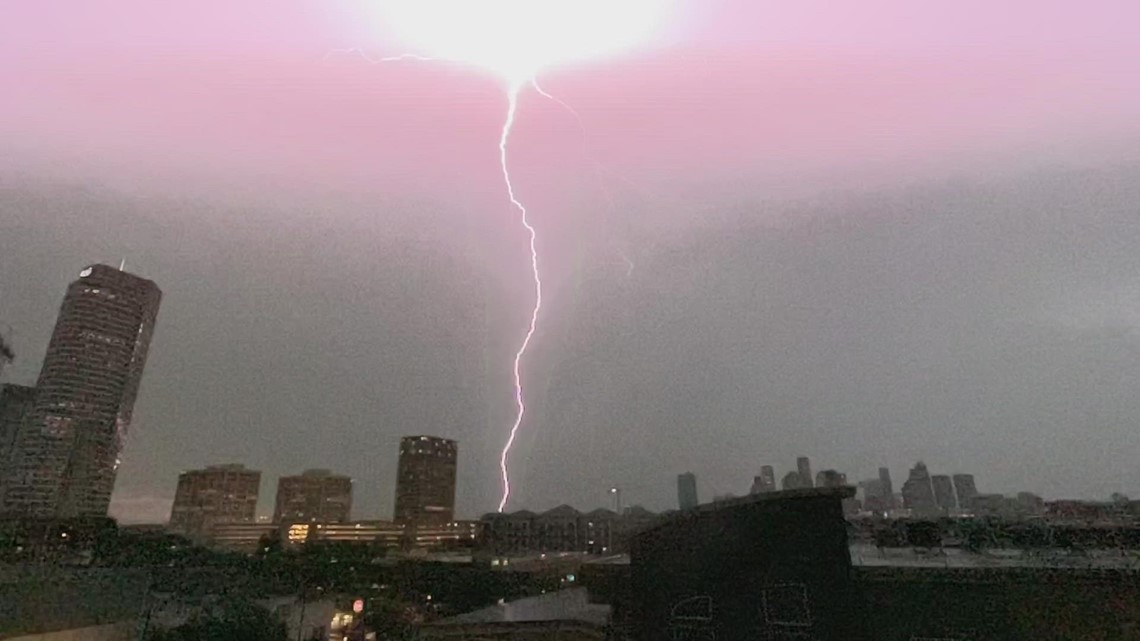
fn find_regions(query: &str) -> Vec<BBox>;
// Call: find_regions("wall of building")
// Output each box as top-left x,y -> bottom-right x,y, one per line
856,566 -> 1140,640
629,488 -> 867,641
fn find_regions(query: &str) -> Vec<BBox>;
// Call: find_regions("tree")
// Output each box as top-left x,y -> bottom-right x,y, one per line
145,597 -> 288,641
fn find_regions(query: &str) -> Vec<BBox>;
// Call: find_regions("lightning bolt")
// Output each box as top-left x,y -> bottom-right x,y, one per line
497,82 -> 541,513
326,47 -> 542,513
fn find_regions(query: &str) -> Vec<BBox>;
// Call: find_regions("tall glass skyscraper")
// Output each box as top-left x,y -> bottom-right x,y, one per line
3,264 -> 161,517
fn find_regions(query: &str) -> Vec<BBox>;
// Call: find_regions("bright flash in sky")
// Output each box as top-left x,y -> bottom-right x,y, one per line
373,0 -> 677,85
360,0 -> 677,512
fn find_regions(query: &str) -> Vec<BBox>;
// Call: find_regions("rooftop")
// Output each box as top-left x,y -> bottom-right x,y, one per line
432,588 -> 610,627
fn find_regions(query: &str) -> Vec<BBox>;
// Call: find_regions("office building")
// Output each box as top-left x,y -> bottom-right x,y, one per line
931,474 -> 957,511
796,456 -> 814,488
169,464 -> 261,541
3,265 -> 161,517
878,467 -> 894,508
273,469 -> 352,523
901,461 -> 936,513
394,435 -> 457,526
677,472 -> 699,510
480,506 -> 651,556
952,474 -> 978,509
750,466 -> 777,494
781,471 -> 807,490
0,385 -> 36,491
860,478 -> 891,513
816,469 -> 847,488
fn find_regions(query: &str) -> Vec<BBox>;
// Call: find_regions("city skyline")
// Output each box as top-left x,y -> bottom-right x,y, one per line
3,1 -> 1140,523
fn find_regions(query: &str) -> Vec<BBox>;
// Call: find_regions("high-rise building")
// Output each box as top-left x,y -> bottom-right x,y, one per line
815,469 -> 847,488
394,435 -> 457,526
901,461 -> 936,513
797,456 -> 814,489
273,469 -> 352,523
750,466 -> 776,494
3,265 -> 161,517
169,464 -> 261,541
952,474 -> 978,509
781,470 -> 807,490
931,474 -> 957,511
878,467 -> 894,506
859,478 -> 891,512
0,385 -> 36,501
677,472 -> 699,509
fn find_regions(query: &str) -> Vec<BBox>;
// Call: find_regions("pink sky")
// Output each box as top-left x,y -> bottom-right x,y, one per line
3,0 -> 1138,206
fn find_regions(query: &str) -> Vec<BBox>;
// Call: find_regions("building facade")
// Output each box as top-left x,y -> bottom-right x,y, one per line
273,469 -> 352,523
0,384 -> 36,500
931,474 -> 957,511
480,506 -> 651,556
394,435 -> 457,526
3,265 -> 161,517
749,466 -> 776,494
877,467 -> 894,508
796,456 -> 814,489
901,461 -> 936,514
168,464 -> 261,541
952,474 -> 978,509
676,472 -> 698,510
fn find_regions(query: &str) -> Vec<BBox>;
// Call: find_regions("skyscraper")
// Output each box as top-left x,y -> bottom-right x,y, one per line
901,461 -> 936,513
169,464 -> 261,541
815,469 -> 847,488
3,265 -> 161,517
796,456 -> 814,489
878,467 -> 894,506
952,474 -> 978,509
677,472 -> 699,509
750,465 -> 776,494
931,474 -> 957,511
394,435 -> 457,526
781,470 -> 807,490
273,469 -> 353,523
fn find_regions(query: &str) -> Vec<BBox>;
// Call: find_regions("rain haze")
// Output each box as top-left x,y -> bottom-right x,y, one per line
2,0 -> 1140,524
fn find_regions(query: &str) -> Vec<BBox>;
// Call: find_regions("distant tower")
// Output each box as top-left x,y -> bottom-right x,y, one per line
273,469 -> 353,523
677,472 -> 699,510
781,470 -> 806,490
878,467 -> 894,508
816,469 -> 846,488
3,264 -> 161,517
750,465 -> 777,494
796,456 -> 814,489
394,436 -> 457,526
952,474 -> 978,509
169,464 -> 261,541
931,475 -> 957,511
901,461 -> 937,513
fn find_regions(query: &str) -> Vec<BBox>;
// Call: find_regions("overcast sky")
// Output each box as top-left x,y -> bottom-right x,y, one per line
2,1 -> 1140,523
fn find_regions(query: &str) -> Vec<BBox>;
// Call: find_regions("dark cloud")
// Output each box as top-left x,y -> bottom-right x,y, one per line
5,163 -> 1140,522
